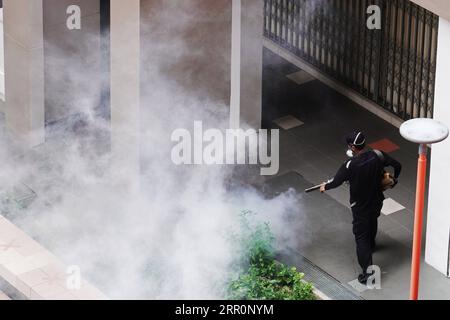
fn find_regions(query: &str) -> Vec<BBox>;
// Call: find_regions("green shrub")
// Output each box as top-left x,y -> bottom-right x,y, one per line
228,211 -> 316,300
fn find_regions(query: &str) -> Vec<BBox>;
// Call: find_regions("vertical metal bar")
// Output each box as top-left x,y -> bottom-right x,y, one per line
352,0 -> 359,86
411,4 -> 421,119
311,1 -> 317,65
355,0 -> 362,89
289,0 -> 294,48
321,0 -> 327,73
342,0 -> 347,78
374,0 -> 384,104
289,0 -> 293,45
306,0 -> 311,61
274,0 -> 279,41
295,0 -> 299,54
341,0 -> 346,77
404,2 -> 414,120
389,0 -> 399,112
424,14 -> 435,118
417,8 -> 427,118
264,0 -> 268,36
285,0 -> 290,45
327,0 -> 333,72
300,0 -> 305,56
361,0 -> 369,94
286,0 -> 290,45
368,1 -> 376,99
280,0 -> 285,44
331,0 -> 336,74
272,0 -> 276,39
284,0 -> 288,46
396,0 -> 407,117
335,0 -> 341,78
381,0 -> 392,108
294,0 -> 298,49
429,16 -> 439,117
319,0 -> 325,68
280,0 -> 284,43
267,0 -> 271,37
348,0 -> 355,86
342,0 -> 350,83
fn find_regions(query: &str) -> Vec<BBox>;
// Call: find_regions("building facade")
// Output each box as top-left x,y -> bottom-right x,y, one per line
0,0 -> 450,284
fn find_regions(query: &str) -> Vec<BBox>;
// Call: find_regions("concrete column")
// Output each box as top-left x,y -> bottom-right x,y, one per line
425,17 -> 450,276
3,0 -> 45,147
42,0 -> 103,125
110,0 -> 140,191
230,0 -> 263,129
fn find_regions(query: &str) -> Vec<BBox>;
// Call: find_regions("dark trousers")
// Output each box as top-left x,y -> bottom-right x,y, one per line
352,203 -> 383,274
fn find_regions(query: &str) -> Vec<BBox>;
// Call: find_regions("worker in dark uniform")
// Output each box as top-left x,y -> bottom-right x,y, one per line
320,132 -> 402,284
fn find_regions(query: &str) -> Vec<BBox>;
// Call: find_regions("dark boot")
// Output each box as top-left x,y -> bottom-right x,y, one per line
358,271 -> 375,285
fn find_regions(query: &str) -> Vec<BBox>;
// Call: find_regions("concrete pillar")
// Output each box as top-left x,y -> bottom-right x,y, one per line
3,0 -> 45,147
230,0 -> 263,129
110,0 -> 140,191
43,0 -> 103,125
425,17 -> 450,276
0,7 -> 5,103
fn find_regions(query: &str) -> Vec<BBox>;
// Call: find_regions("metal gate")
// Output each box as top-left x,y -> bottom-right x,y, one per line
264,0 -> 439,120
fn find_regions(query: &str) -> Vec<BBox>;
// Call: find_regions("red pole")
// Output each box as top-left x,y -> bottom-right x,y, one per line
410,144 -> 428,300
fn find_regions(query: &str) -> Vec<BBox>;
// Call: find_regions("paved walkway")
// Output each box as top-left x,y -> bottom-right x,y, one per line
261,48 -> 450,299
0,214 -> 107,300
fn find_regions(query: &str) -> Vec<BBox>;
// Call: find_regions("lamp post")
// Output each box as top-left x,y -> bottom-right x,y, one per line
400,118 -> 449,300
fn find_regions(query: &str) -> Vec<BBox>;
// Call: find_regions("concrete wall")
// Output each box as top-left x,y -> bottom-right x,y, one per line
140,0 -> 232,109
4,0 -> 45,147
410,0 -> 450,22
425,17 -> 450,276
43,0 -> 102,125
110,0 -> 140,191
140,0 -> 263,129
0,8 -> 5,103
231,0 -> 263,129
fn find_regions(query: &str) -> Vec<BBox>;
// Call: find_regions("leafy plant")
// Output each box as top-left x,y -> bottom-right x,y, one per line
228,211 -> 316,300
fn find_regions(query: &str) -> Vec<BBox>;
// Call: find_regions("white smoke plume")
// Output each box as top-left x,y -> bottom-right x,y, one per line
0,0 -> 309,299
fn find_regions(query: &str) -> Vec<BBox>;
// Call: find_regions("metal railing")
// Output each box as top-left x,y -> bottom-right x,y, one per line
264,0 -> 439,120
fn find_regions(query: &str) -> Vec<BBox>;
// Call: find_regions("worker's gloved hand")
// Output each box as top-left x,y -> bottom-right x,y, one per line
320,183 -> 327,193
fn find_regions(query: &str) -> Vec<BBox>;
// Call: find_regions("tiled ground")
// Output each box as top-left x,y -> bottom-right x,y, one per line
0,290 -> 10,300
0,214 -> 107,300
261,48 -> 450,299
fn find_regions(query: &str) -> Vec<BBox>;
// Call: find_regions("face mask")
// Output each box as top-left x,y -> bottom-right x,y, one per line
346,149 -> 354,158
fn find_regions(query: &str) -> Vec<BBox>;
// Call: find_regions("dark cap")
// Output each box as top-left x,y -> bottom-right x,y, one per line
346,131 -> 366,149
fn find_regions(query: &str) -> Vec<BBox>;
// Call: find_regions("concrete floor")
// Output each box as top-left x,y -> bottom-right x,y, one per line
261,48 -> 450,300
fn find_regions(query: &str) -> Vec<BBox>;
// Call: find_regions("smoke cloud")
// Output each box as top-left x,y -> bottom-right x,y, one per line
0,0 -> 309,299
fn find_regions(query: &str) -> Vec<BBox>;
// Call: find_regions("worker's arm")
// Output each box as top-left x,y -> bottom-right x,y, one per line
382,151 -> 402,179
321,163 -> 350,192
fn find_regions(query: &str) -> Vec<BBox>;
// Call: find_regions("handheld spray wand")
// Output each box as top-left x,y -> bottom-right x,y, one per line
304,179 -> 334,193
